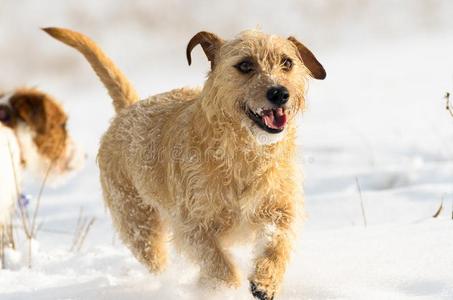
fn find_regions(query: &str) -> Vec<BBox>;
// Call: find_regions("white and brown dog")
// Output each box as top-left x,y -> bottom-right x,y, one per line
0,88 -> 83,245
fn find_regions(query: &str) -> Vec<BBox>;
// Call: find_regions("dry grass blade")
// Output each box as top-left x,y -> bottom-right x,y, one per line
8,140 -> 35,268
445,92 -> 453,118
7,141 -> 29,237
28,141 -> 64,267
8,139 -> 64,268
7,222 -> 15,249
70,208 -> 96,252
70,208 -> 86,252
432,199 -> 443,218
1,230 -> 5,269
355,177 -> 367,227
75,217 -> 96,252
34,222 -> 45,239
30,158 -> 56,237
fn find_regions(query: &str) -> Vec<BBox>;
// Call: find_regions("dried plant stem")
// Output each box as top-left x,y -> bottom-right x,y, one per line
355,177 -> 367,227
70,208 -> 96,252
432,199 -> 443,218
451,199 -> 453,220
7,222 -> 15,250
1,229 -> 5,269
30,159 -> 55,237
7,142 -> 23,245
76,217 -> 95,252
70,208 -> 85,252
7,140 -> 60,268
25,159 -> 55,268
445,92 -> 453,118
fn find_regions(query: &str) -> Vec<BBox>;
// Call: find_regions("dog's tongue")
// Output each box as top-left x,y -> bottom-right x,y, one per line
262,108 -> 287,129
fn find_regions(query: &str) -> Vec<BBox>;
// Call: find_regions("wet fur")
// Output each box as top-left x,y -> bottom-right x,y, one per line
45,27 -> 325,299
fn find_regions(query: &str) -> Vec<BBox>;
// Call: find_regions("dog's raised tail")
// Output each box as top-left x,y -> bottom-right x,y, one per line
43,27 -> 139,113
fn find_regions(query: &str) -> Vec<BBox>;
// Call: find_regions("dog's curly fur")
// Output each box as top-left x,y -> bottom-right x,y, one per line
44,27 -> 325,299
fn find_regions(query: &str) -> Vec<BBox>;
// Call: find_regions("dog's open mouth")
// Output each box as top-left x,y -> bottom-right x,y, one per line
246,107 -> 287,134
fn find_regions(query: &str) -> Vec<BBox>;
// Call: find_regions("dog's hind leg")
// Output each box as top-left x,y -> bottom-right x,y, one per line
101,176 -> 167,273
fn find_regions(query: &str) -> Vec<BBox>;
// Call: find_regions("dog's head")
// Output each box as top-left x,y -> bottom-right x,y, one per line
0,88 -> 84,181
187,30 -> 325,145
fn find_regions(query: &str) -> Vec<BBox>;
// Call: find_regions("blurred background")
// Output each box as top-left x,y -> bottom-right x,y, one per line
2,1 -> 453,85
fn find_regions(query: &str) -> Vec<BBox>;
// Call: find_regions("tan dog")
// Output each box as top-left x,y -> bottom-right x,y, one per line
44,27 -> 325,300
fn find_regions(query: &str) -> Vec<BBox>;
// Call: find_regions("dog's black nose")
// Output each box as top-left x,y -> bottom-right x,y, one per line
266,85 -> 289,106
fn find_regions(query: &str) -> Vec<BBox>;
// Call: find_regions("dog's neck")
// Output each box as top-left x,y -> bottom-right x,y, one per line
184,99 -> 297,201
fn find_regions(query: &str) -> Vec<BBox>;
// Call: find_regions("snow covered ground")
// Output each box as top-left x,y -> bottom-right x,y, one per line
1,1 -> 453,299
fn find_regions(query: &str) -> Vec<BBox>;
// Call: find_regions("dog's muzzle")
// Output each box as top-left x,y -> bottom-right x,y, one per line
246,106 -> 287,134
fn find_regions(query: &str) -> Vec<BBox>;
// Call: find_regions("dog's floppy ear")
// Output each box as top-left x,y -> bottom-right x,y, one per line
288,36 -> 326,80
10,91 -> 49,133
186,31 -> 224,69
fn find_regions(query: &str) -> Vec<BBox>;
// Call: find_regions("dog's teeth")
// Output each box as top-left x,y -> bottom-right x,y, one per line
274,107 -> 284,117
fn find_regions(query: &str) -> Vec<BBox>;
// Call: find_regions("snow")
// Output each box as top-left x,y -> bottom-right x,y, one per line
1,1 -> 453,299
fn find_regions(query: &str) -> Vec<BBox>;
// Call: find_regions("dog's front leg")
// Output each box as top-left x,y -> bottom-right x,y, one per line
183,227 -> 241,288
249,220 -> 293,300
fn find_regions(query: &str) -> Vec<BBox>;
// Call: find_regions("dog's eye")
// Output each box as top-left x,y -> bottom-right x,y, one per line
235,60 -> 254,74
282,58 -> 293,71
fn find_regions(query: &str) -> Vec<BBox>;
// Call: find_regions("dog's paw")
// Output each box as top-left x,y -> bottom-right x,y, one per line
250,281 -> 274,300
